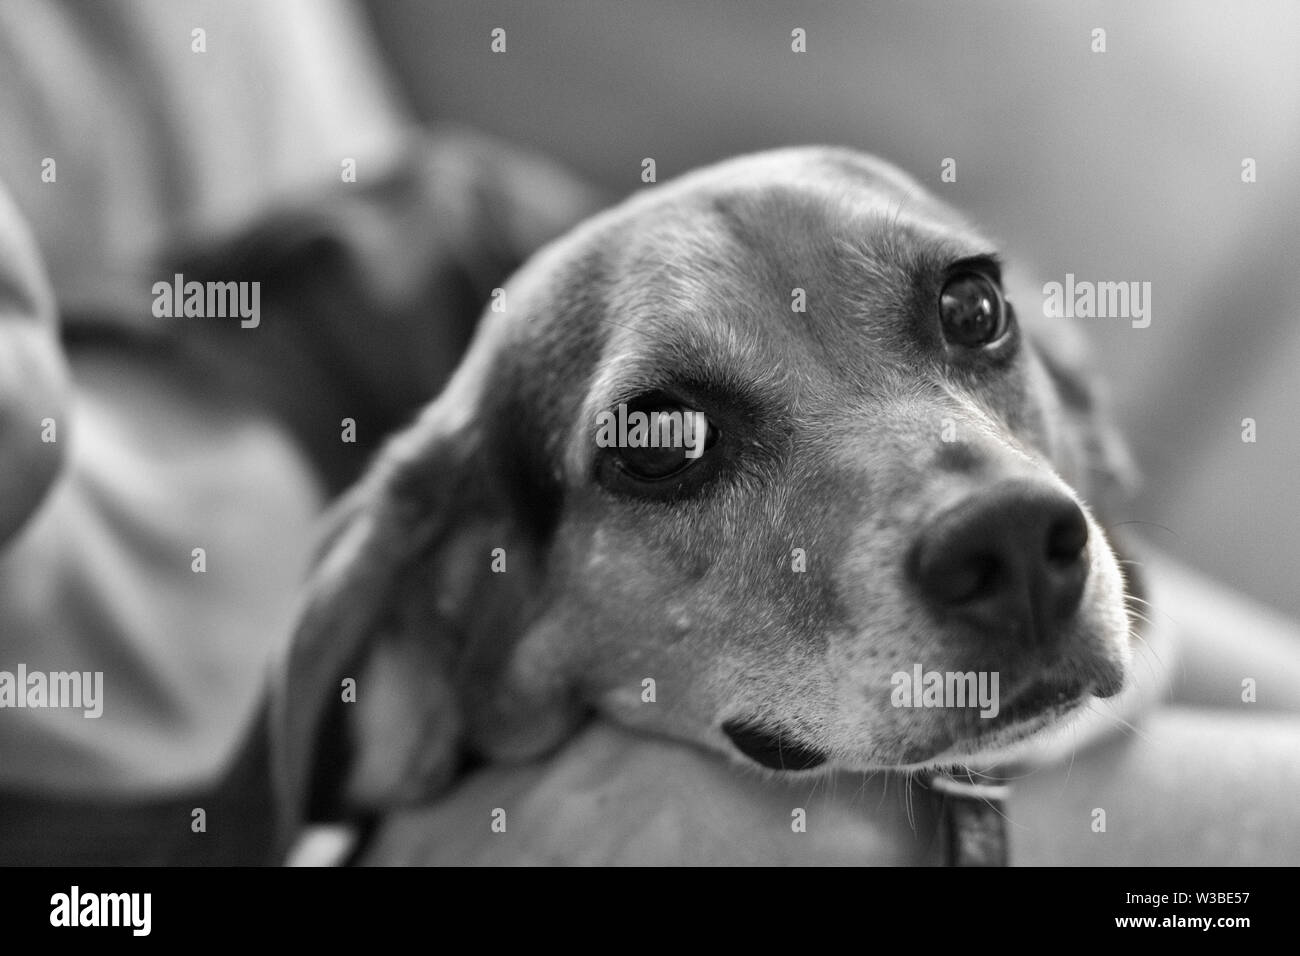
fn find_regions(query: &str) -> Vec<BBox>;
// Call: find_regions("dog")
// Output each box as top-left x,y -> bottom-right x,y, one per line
273,146 -> 1141,849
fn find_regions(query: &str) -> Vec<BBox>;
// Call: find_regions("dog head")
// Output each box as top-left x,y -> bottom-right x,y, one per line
276,147 -> 1138,827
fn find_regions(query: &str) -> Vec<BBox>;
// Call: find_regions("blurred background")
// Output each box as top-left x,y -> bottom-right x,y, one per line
364,0 -> 1300,620
0,0 -> 1296,863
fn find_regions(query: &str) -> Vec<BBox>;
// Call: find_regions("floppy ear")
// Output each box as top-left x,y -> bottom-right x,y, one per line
272,360 -> 568,834
1023,313 -> 1138,521
1013,286 -> 1144,602
1003,271 -> 1135,508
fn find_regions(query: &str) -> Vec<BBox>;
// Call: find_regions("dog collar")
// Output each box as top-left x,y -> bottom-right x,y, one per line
931,774 -> 1010,866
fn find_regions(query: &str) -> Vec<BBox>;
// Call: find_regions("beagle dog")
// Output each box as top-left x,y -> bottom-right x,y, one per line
274,146 -> 1140,849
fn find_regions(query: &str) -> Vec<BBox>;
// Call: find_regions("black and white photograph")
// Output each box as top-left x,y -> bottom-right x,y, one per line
0,0 -> 1295,922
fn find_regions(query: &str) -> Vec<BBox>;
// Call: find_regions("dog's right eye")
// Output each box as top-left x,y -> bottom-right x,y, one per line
594,394 -> 719,495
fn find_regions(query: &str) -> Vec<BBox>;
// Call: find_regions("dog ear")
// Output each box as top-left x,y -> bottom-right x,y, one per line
1014,290 -> 1144,603
1009,277 -> 1138,515
1031,324 -> 1137,514
272,358 -> 564,834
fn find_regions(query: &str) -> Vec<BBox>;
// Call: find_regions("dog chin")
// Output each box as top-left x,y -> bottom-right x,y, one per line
898,691 -> 1096,771
824,682 -> 1102,773
719,666 -> 1122,774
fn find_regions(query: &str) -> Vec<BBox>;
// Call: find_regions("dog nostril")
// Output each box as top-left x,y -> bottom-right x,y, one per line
1046,506 -> 1089,565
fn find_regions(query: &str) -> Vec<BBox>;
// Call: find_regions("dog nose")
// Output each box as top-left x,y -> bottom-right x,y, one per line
908,480 -> 1089,643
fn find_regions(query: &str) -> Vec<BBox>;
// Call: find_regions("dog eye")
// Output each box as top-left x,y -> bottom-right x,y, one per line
939,272 -> 1007,348
595,395 -> 718,485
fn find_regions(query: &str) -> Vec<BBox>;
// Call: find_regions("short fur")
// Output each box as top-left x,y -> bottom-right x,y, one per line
274,147 -> 1139,836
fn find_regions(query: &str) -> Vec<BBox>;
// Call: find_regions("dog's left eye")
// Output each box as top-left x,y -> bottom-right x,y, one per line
939,272 -> 1007,348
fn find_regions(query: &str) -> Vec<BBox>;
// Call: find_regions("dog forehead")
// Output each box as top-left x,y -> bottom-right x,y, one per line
629,147 -> 979,244
599,153 -> 987,305
638,146 -> 934,209
505,147 -> 990,342
577,154 -> 989,361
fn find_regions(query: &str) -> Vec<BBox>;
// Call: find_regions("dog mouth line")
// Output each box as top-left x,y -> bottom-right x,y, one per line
986,678 -> 1091,726
723,678 -> 1094,772
904,678 -> 1095,765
